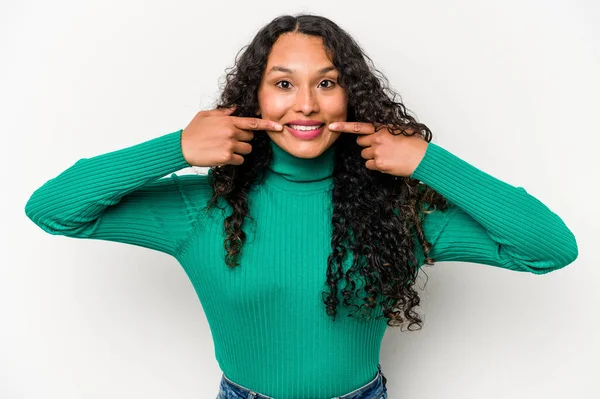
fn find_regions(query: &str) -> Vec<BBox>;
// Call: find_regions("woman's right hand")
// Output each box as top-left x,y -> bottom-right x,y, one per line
181,106 -> 282,167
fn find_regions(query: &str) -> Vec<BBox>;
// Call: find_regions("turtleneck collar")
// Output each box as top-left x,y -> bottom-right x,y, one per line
264,139 -> 336,193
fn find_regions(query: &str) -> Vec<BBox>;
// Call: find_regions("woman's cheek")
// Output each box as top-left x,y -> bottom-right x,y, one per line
260,92 -> 291,119
324,96 -> 348,121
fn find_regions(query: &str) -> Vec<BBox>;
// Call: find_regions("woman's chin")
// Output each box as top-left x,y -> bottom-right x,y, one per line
268,131 -> 337,159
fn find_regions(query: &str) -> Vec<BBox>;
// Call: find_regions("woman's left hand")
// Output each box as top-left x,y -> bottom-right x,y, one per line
328,122 -> 429,177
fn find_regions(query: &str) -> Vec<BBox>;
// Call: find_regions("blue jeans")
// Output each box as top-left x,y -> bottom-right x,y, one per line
216,364 -> 388,398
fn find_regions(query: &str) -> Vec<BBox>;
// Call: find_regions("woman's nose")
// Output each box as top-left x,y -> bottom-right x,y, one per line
293,86 -> 320,114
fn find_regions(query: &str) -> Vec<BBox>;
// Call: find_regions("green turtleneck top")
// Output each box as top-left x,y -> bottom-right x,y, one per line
24,129 -> 578,398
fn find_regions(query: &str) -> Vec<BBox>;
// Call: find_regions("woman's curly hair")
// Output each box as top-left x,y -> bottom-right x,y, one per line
206,13 -> 451,331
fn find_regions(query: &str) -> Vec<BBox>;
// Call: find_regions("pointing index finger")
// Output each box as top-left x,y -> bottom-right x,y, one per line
328,122 -> 375,134
233,117 -> 283,131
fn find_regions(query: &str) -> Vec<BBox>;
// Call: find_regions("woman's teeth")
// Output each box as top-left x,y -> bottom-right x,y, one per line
288,124 -> 323,131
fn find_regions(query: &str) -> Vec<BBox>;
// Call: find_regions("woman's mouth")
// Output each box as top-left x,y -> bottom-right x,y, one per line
285,123 -> 325,140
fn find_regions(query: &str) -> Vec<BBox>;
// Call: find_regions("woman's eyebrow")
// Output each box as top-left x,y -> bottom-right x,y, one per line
267,65 -> 337,75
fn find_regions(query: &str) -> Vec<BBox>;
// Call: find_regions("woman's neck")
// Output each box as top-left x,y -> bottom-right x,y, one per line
263,139 -> 336,193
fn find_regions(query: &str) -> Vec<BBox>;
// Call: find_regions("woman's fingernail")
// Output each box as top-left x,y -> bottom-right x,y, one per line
329,123 -> 339,130
274,123 -> 283,130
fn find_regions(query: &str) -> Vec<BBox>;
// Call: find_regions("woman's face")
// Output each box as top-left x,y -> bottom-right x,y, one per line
257,32 -> 348,159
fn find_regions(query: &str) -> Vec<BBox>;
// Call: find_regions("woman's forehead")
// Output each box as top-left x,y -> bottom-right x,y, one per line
267,33 -> 332,67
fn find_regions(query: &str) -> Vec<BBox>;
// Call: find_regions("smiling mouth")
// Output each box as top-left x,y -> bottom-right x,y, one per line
285,123 -> 325,130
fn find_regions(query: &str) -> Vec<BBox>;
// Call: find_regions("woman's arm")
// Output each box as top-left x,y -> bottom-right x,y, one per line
412,143 -> 578,274
24,129 -> 209,257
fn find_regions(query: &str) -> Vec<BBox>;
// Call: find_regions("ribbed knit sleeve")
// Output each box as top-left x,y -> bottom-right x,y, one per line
411,142 -> 578,274
24,129 -> 204,257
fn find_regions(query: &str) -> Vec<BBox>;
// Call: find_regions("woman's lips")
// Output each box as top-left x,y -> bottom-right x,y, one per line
285,124 -> 325,140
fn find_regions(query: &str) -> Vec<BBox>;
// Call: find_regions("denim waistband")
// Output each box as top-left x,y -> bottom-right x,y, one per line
217,364 -> 387,399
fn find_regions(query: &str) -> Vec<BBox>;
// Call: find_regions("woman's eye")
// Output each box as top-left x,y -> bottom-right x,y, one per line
275,80 -> 291,89
320,80 -> 335,88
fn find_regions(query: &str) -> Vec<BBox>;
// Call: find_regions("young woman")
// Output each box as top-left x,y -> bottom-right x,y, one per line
25,13 -> 578,399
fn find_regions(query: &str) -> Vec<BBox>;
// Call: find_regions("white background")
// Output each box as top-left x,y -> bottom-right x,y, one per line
2,0 -> 598,398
